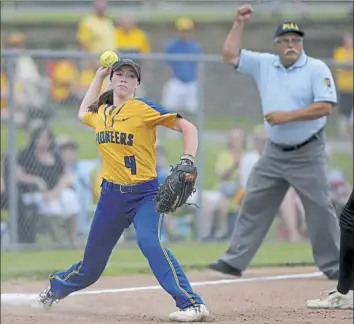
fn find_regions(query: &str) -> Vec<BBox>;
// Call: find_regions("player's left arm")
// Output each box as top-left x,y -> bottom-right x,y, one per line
140,98 -> 198,161
172,117 -> 198,161
285,62 -> 337,122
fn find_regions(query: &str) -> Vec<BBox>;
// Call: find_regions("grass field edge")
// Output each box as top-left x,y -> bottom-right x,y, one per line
0,261 -> 316,282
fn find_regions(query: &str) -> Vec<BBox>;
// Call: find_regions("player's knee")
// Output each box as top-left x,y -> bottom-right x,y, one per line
83,259 -> 107,284
137,235 -> 161,258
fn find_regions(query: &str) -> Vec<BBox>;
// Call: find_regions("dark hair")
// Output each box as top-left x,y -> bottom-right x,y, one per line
28,125 -> 57,153
88,89 -> 114,113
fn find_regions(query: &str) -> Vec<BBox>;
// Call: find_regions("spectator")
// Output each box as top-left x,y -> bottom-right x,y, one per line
50,59 -> 80,104
239,125 -> 306,242
115,15 -> 151,58
325,145 -> 353,216
71,59 -> 110,102
77,0 -> 116,53
162,17 -> 202,118
4,33 -> 50,126
16,125 -> 80,244
115,14 -> 151,97
1,63 -> 9,120
57,136 -> 95,237
349,108 -> 354,143
333,32 -> 353,140
215,127 -> 245,211
1,159 -> 10,249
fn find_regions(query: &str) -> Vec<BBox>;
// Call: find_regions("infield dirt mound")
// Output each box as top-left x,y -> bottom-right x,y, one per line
1,267 -> 353,324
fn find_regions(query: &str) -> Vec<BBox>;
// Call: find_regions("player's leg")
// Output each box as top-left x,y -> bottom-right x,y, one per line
286,140 -> 340,280
209,145 -> 290,275
306,189 -> 354,309
337,190 -> 354,295
133,197 -> 209,322
33,181 -> 128,308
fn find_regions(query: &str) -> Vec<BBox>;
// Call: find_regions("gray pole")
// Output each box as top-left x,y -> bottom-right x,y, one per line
7,56 -> 19,245
195,62 -> 205,241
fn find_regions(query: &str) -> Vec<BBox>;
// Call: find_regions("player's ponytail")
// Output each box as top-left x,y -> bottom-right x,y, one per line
87,89 -> 114,113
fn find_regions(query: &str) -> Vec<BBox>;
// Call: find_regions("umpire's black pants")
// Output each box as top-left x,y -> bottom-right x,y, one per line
337,188 -> 354,294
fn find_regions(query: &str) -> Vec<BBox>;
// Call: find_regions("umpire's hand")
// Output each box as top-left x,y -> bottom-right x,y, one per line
265,111 -> 292,125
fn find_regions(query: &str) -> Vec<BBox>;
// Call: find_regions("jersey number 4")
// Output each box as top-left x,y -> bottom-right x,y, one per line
124,155 -> 137,175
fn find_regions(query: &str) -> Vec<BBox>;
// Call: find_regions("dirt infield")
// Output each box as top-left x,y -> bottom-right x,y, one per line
1,267 -> 353,324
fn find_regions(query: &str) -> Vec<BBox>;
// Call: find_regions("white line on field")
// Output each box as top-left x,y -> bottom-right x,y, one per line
1,271 -> 324,305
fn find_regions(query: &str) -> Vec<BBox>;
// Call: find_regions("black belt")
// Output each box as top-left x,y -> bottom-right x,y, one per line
101,178 -> 158,194
273,129 -> 323,152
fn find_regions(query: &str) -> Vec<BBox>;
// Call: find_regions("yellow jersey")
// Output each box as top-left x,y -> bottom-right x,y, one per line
83,98 -> 177,184
51,60 -> 79,102
77,14 -> 116,53
115,27 -> 151,55
1,72 -> 8,110
333,47 -> 353,93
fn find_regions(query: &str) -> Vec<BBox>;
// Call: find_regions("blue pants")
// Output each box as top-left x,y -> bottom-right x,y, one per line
49,179 -> 203,309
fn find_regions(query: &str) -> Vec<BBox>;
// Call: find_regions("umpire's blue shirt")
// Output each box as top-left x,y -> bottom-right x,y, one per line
165,38 -> 202,83
236,50 -> 337,145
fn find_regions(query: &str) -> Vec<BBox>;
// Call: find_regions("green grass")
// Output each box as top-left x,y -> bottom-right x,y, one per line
0,241 -> 314,281
1,9 -> 349,24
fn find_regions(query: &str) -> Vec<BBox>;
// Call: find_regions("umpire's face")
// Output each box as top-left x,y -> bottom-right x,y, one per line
273,32 -> 303,67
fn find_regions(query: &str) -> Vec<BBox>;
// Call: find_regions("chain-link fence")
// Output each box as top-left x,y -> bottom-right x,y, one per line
1,50 -> 353,250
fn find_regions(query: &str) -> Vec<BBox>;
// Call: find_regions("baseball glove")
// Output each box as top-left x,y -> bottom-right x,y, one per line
155,154 -> 198,214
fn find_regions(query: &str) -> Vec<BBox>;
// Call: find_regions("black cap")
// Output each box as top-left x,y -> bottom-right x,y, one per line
110,59 -> 141,82
274,22 -> 305,38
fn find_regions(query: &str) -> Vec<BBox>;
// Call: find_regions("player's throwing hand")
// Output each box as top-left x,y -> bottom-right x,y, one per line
95,66 -> 112,80
235,4 -> 254,23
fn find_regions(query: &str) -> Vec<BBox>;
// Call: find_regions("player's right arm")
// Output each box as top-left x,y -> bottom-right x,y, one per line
78,67 -> 111,126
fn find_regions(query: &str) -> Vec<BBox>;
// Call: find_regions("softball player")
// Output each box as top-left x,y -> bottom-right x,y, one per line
33,59 -> 210,322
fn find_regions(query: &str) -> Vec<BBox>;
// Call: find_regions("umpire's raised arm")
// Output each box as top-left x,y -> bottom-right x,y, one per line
222,4 -> 253,66
222,4 -> 269,79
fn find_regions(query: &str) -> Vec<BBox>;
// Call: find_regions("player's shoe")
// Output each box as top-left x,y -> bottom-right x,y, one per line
306,289 -> 353,309
169,304 -> 210,322
31,286 -> 59,310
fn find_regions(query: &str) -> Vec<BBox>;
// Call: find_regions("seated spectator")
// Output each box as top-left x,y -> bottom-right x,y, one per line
57,136 -> 96,237
215,127 -> 245,213
325,145 -> 352,216
239,124 -> 306,242
1,160 -> 10,249
16,125 -> 80,244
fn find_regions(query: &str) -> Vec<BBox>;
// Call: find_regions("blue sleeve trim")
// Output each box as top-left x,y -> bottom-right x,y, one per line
135,97 -> 172,115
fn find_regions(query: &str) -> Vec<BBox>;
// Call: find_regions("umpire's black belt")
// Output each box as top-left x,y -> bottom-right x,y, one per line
101,178 -> 158,194
273,128 -> 323,152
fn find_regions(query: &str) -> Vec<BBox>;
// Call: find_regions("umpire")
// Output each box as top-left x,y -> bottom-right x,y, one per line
209,4 -> 340,280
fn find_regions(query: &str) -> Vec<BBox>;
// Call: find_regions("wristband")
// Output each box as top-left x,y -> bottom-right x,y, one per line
180,154 -> 195,165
